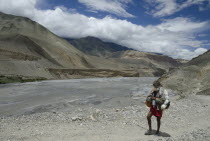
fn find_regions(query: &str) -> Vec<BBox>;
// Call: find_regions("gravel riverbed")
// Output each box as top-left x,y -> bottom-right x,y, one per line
0,77 -> 210,141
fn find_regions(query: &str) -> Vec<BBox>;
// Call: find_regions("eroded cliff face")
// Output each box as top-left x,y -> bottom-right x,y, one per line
159,50 -> 210,96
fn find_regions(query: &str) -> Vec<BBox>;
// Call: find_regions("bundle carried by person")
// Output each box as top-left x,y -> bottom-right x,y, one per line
145,87 -> 170,110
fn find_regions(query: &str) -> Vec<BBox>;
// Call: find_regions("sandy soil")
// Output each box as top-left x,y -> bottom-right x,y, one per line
0,78 -> 210,141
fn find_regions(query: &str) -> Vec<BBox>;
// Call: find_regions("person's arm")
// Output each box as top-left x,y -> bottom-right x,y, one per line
163,89 -> 169,104
160,88 -> 170,109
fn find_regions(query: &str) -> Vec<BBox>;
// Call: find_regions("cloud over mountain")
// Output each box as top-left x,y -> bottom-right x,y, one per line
0,0 -> 209,59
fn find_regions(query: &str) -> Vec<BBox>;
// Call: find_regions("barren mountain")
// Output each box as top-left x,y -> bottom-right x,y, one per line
67,37 -> 182,76
0,12 -> 97,79
0,12 -> 181,83
0,12 -> 140,82
110,50 -> 181,70
159,50 -> 210,96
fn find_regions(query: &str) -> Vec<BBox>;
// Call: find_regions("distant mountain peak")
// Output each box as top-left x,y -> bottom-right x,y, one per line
85,36 -> 102,40
65,36 -> 133,57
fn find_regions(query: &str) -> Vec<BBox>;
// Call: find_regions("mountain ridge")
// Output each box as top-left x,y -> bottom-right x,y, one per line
66,36 -> 133,57
66,36 -> 182,75
0,12 -> 182,83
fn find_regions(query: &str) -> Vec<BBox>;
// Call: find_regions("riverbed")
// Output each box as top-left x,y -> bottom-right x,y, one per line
0,77 -> 158,116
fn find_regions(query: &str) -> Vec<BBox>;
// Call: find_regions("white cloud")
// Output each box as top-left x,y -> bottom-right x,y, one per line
158,17 -> 209,33
145,0 -> 210,17
0,0 -> 37,17
78,0 -> 134,18
194,48 -> 208,55
0,0 -> 209,60
146,0 -> 178,17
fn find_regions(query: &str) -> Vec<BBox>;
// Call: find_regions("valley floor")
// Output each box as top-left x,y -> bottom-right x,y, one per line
0,78 -> 210,141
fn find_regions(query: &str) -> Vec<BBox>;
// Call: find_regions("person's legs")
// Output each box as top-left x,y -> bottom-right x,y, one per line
156,117 -> 161,134
145,111 -> 153,135
147,111 -> 153,131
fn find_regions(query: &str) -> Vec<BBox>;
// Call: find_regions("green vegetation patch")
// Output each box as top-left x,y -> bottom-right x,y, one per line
0,75 -> 47,84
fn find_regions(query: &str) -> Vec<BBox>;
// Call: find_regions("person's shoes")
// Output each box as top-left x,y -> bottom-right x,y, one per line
155,131 -> 160,136
144,130 -> 152,135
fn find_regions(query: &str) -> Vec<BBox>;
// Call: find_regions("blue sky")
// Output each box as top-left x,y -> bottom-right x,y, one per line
0,0 -> 210,60
41,0 -> 210,26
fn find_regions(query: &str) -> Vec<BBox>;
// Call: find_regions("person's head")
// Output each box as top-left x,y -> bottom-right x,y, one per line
153,80 -> 162,88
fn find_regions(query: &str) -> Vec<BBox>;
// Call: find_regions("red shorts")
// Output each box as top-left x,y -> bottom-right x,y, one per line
150,106 -> 163,118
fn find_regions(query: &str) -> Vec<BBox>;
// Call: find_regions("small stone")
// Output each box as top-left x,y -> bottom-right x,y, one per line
90,114 -> 97,121
96,109 -> 102,113
123,122 -> 127,125
71,117 -> 82,121
115,109 -> 121,112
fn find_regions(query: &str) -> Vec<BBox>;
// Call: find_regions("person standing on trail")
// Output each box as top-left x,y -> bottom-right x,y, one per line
145,80 -> 170,135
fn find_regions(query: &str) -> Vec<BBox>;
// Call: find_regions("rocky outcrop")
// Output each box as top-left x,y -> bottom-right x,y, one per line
159,50 -> 210,96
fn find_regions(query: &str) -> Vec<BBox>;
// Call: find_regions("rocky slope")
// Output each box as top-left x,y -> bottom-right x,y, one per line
159,50 -> 210,96
107,50 -> 181,77
110,50 -> 181,71
0,12 -> 94,77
